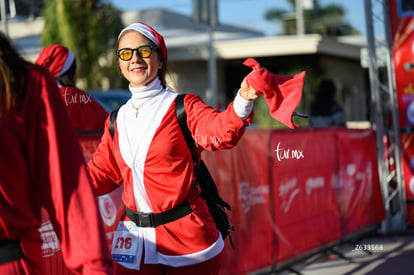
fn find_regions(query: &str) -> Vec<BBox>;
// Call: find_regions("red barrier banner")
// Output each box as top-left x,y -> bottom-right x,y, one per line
401,133 -> 414,226
335,129 -> 385,236
78,132 -> 103,164
42,128 -> 384,275
389,0 -> 414,130
388,0 -> 414,227
204,128 -> 384,275
270,128 -> 341,263
203,129 -> 275,274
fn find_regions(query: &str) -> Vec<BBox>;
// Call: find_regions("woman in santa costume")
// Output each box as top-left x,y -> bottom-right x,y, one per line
36,44 -> 108,132
0,32 -> 113,274
88,22 -> 262,275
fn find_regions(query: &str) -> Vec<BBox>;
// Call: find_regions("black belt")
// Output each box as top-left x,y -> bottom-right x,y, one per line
126,200 -> 193,227
0,240 -> 24,265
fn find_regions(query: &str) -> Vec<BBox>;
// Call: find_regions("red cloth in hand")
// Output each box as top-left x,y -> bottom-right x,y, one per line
243,58 -> 306,128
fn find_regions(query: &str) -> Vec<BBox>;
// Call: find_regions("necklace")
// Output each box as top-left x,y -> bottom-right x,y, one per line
131,97 -> 152,118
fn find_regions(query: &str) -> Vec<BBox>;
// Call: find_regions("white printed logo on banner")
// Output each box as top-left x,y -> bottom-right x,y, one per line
274,142 -> 304,162
409,176 -> 414,196
99,194 -> 117,226
279,178 -> 300,213
238,182 -> 269,213
306,177 -> 325,195
39,221 -> 60,257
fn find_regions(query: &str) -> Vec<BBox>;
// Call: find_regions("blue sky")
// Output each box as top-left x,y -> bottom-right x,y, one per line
111,0 -> 366,36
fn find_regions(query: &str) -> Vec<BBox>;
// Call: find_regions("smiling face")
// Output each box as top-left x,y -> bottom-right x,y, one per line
117,31 -> 163,88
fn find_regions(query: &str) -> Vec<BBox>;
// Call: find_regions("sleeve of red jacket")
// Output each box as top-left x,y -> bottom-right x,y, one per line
184,93 -> 253,152
87,117 -> 124,196
30,65 -> 114,275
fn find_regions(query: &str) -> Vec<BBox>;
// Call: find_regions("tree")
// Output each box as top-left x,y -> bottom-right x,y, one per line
265,0 -> 359,36
41,0 -> 123,89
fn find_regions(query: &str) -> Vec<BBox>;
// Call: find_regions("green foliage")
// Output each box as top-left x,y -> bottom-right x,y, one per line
252,96 -> 309,129
252,96 -> 285,128
41,0 -> 123,89
265,0 -> 359,36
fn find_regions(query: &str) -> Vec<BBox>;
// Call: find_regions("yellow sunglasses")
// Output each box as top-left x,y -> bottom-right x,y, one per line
116,45 -> 155,61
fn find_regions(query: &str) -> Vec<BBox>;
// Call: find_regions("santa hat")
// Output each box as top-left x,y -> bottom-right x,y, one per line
35,44 -> 75,78
118,22 -> 168,62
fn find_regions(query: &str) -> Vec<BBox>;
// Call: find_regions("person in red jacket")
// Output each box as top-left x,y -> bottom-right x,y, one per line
87,22 -> 262,275
0,32 -> 114,275
36,44 -> 108,131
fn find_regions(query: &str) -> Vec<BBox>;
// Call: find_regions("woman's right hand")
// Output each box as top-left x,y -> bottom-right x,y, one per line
239,77 -> 262,101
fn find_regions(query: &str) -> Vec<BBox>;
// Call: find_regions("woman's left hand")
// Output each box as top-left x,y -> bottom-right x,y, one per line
239,78 -> 262,101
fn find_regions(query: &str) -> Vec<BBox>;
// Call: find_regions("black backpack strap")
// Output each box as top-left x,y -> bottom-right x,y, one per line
109,108 -> 119,139
175,94 -> 198,165
174,94 -> 235,247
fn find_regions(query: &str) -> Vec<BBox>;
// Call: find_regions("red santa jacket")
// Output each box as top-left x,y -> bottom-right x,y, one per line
0,63 -> 113,274
88,90 -> 252,268
59,86 -> 108,131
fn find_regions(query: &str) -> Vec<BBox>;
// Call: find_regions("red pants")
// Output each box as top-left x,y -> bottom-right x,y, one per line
115,253 -> 222,275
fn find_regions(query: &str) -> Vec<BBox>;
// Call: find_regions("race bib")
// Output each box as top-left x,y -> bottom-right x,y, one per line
111,221 -> 140,264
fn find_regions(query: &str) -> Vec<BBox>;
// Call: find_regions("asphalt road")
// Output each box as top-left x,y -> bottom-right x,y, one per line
271,232 -> 414,275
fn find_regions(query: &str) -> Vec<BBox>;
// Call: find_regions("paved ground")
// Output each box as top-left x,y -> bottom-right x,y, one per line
254,232 -> 414,275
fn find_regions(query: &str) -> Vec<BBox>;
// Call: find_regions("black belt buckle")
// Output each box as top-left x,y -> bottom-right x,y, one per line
125,200 -> 192,228
136,212 -> 155,227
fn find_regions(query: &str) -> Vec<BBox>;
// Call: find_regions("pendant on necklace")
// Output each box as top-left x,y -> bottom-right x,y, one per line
131,103 -> 139,118
132,98 -> 150,118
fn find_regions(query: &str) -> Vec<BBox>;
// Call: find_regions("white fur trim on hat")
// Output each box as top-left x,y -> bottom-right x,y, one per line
58,50 -> 75,77
118,23 -> 159,49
